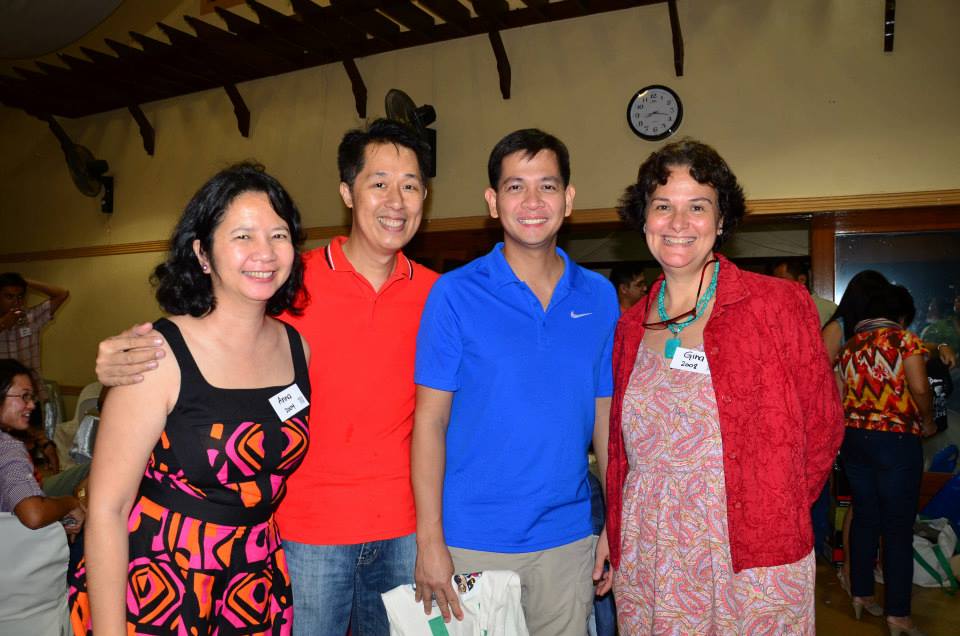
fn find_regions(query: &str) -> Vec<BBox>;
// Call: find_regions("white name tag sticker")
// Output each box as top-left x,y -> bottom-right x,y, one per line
18,326 -> 32,338
669,347 -> 710,375
268,383 -> 309,420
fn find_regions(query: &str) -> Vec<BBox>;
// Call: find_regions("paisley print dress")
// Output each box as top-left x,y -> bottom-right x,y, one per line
69,318 -> 310,635
613,343 -> 814,635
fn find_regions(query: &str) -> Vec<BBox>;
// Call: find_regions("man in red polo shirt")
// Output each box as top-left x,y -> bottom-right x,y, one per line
94,120 -> 438,635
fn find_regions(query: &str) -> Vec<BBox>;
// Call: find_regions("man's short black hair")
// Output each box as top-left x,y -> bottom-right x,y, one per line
487,128 -> 571,189
770,259 -> 809,281
0,272 -> 27,291
337,118 -> 432,188
609,263 -> 646,288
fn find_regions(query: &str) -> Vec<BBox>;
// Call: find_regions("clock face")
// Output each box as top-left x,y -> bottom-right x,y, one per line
627,85 -> 683,141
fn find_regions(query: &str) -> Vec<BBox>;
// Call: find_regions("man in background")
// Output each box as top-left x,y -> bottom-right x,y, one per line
0,272 -> 69,375
608,262 -> 648,314
770,259 -> 836,327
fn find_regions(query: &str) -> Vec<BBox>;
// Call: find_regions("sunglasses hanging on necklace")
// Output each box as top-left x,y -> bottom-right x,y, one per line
646,258 -> 720,359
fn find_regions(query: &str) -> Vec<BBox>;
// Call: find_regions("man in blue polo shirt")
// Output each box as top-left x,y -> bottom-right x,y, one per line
412,129 -> 618,635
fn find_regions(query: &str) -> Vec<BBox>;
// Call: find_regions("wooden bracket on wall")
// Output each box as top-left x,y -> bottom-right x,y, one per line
127,105 -> 155,156
223,84 -> 250,137
667,0 -> 684,76
883,0 -> 896,52
342,58 -> 367,118
488,30 -> 511,99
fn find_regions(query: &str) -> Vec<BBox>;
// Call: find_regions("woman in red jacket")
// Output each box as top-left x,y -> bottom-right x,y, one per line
604,139 -> 844,635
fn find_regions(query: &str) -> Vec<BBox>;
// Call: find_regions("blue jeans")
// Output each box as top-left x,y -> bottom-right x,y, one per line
841,428 -> 922,617
285,533 -> 416,636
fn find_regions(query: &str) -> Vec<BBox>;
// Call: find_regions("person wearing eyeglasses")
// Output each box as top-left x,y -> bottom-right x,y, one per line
603,140 -> 844,635
0,358 -> 85,535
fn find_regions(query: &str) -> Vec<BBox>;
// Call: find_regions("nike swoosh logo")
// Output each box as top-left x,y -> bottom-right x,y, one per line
570,311 -> 593,319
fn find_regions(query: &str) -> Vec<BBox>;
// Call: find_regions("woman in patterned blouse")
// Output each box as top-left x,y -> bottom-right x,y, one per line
837,283 -> 935,636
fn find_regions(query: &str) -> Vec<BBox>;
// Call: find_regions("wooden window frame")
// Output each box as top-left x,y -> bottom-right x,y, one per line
810,206 -> 960,302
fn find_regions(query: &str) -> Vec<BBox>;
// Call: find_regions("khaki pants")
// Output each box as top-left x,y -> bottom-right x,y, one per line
449,535 -> 597,636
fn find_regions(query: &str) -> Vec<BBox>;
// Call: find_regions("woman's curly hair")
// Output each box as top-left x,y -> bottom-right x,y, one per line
153,162 -> 307,317
618,138 -> 746,248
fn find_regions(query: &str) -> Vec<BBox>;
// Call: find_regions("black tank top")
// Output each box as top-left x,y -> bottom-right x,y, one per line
137,318 -> 311,526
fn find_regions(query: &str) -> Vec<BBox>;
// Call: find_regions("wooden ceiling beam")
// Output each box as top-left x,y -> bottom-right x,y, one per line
342,58 -> 367,118
80,46 -> 188,96
214,7 -> 327,67
379,2 -> 436,38
155,23 -> 249,82
246,0 -> 338,59
0,75 -> 72,117
418,0 -> 470,33
517,0 -> 546,20
54,53 -> 168,106
127,105 -> 155,155
290,0 -> 367,51
288,0 -> 368,49
111,36 -> 220,92
34,58 -> 134,112
224,83 -> 251,137
328,0 -> 400,47
488,30 -> 511,99
667,0 -> 683,76
2,1 -> 667,126
183,16 -> 297,76
884,0 -> 895,52
156,23 -> 254,137
469,1 -> 511,100
251,0 -> 367,118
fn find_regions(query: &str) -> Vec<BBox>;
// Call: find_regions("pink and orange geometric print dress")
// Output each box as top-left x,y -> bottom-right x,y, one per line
69,318 -> 310,635
613,343 -> 815,635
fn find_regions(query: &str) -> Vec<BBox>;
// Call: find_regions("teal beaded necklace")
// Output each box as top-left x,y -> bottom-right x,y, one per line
657,259 -> 720,359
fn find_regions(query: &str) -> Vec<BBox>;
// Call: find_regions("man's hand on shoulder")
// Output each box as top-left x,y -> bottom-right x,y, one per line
95,323 -> 166,387
414,537 -> 463,622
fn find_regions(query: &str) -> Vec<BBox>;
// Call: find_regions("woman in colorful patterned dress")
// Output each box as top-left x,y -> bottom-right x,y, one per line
69,162 -> 310,635
838,284 -> 935,636
604,140 -> 844,635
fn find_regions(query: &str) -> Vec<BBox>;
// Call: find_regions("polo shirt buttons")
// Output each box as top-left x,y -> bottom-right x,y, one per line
728,451 -> 737,460
733,502 -> 742,509
721,394 -> 732,404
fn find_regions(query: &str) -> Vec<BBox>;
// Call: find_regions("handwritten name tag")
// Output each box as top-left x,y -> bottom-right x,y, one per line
669,346 -> 710,375
268,383 -> 309,421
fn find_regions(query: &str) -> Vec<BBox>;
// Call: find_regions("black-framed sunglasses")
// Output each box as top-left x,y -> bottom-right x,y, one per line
641,258 -> 718,330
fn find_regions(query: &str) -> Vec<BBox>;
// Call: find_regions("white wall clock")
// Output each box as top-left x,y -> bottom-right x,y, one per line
627,85 -> 683,141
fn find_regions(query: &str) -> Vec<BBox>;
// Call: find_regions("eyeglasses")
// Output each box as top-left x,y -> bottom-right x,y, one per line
642,258 -> 718,330
5,392 -> 35,403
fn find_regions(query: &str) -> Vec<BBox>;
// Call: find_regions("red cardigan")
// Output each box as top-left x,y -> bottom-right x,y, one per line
605,255 -> 844,572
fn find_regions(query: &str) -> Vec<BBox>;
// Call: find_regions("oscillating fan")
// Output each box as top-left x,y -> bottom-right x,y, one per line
384,89 -> 437,178
46,116 -> 113,213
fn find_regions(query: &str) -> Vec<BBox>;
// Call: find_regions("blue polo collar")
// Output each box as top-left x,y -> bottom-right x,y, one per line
481,242 -> 581,295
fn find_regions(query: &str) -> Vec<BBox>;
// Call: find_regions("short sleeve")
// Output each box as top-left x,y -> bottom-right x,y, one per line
414,279 -> 462,392
901,330 -> 927,360
28,299 -> 53,329
596,315 -> 616,398
0,439 -> 44,512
